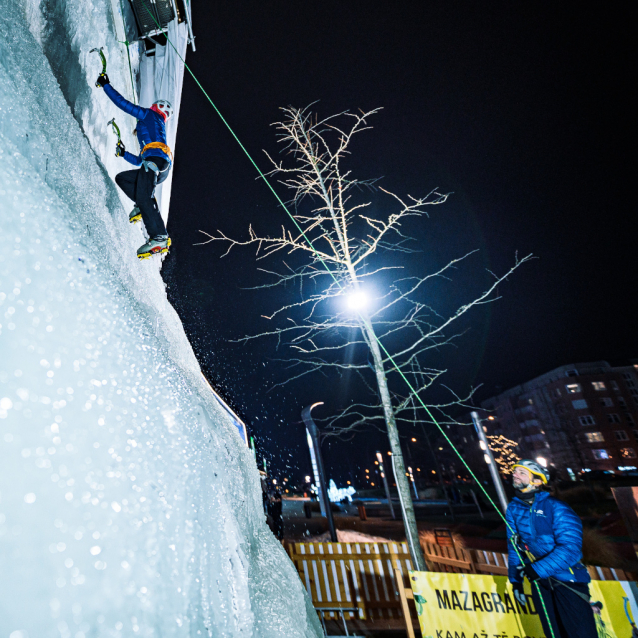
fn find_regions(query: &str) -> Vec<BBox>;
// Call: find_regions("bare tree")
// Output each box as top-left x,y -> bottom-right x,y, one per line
199,106 -> 532,569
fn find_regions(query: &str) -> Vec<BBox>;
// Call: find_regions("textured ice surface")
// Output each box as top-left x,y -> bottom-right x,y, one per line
0,1 -> 322,636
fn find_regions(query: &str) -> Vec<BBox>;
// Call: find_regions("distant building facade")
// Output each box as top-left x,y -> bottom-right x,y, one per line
477,361 -> 638,475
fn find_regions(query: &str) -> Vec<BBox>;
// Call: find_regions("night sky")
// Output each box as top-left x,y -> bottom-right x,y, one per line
164,2 -> 635,483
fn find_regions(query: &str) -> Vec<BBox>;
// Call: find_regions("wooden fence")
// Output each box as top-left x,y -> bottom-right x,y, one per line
287,541 -> 413,622
287,540 -> 636,635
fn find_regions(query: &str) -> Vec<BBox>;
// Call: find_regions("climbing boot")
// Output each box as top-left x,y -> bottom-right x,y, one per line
137,235 -> 171,260
129,206 -> 142,224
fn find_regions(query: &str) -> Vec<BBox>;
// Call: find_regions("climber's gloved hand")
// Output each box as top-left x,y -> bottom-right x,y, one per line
516,563 -> 540,582
115,141 -> 126,157
95,73 -> 110,88
512,582 -> 526,607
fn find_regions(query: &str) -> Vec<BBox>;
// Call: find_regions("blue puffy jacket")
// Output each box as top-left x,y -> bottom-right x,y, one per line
103,84 -> 171,166
506,490 -> 590,584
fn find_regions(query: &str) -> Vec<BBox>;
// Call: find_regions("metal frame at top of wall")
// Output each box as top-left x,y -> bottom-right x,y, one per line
128,0 -> 195,53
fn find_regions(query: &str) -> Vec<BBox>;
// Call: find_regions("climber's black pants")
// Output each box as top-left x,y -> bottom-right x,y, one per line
531,579 -> 597,638
115,156 -> 169,238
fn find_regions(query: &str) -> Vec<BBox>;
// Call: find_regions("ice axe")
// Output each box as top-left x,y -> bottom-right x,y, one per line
90,47 -> 107,87
107,118 -> 121,142
107,118 -> 125,157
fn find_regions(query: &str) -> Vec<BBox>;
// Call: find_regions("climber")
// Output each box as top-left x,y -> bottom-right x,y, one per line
95,71 -> 173,259
506,459 -> 597,638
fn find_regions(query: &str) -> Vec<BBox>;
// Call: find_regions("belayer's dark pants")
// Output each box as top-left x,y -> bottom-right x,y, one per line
531,579 -> 597,638
115,156 -> 169,238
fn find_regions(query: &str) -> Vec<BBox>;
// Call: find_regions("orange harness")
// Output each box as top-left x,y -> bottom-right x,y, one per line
141,142 -> 173,162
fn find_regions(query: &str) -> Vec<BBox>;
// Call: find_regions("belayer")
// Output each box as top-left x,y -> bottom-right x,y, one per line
506,459 -> 597,638
95,69 -> 173,259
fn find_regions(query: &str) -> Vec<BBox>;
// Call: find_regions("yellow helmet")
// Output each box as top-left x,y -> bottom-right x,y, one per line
512,459 -> 549,484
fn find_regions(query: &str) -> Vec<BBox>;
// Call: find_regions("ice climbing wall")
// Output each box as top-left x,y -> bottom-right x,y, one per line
0,1 -> 322,636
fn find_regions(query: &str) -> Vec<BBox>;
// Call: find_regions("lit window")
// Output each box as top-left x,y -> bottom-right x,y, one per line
579,415 -> 596,426
600,398 -> 614,408
585,432 -> 604,443
621,448 -> 637,459
592,449 -> 609,460
572,399 -> 588,410
607,414 -> 621,424
566,384 -> 582,394
592,382 -> 606,391
615,430 -> 630,441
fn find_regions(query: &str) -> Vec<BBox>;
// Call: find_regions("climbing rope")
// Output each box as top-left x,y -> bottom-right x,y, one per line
134,3 -> 559,633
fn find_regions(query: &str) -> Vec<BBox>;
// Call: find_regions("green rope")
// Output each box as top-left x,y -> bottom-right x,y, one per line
134,3 -> 558,633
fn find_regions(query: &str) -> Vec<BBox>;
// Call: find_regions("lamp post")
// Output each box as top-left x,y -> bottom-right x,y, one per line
376,451 -> 396,519
302,402 -> 337,542
408,466 -> 419,500
471,411 -> 509,514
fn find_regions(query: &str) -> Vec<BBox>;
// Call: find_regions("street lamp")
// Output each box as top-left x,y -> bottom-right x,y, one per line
471,411 -> 509,514
376,451 -> 396,520
407,466 -> 418,499
302,402 -> 337,542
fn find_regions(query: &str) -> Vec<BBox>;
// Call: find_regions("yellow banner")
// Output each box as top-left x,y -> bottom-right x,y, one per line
409,571 -> 638,638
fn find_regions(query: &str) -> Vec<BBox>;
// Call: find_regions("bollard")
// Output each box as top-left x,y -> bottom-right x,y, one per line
357,504 -> 367,521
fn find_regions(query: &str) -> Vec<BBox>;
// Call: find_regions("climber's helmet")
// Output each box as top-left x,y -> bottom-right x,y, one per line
512,459 -> 550,485
151,99 -> 173,121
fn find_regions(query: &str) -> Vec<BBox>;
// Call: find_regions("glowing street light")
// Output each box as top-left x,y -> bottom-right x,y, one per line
346,289 -> 369,311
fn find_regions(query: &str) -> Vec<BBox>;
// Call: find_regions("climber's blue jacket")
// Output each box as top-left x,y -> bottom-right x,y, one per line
103,84 -> 171,166
506,490 -> 590,584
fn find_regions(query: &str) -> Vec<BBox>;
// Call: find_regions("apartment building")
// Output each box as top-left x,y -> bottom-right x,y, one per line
477,361 -> 638,475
